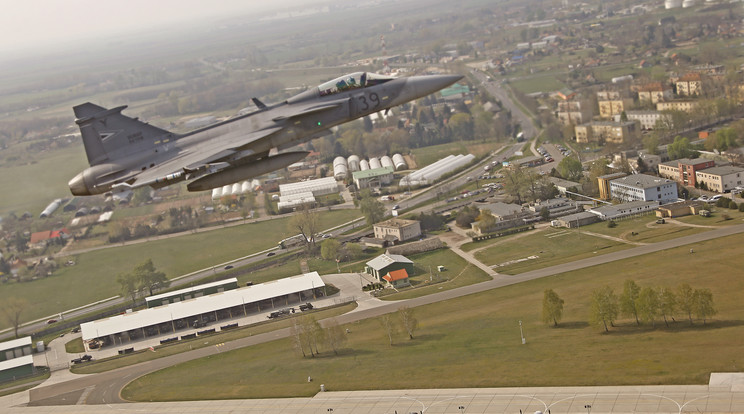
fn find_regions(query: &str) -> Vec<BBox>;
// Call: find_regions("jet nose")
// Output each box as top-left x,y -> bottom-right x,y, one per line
68,172 -> 90,196
406,74 -> 464,99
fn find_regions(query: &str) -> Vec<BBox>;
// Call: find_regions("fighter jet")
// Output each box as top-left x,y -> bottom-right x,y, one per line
68,72 -> 462,196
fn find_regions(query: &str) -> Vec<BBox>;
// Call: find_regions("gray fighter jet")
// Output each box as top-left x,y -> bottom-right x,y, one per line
68,72 -> 462,196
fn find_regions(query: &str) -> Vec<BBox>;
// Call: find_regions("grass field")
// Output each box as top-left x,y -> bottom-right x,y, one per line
122,233 -> 744,401
0,209 -> 362,328
579,214 -> 711,243
0,144 -> 89,216
410,141 -> 497,168
509,75 -> 567,95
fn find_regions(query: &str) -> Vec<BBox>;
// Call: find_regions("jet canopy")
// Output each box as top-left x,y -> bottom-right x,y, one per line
318,72 -> 395,97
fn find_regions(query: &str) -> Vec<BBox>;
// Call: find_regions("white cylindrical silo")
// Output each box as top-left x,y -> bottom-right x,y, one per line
241,181 -> 251,194
231,183 -> 241,195
392,153 -> 408,170
682,0 -> 695,7
369,157 -> 382,169
665,0 -> 682,8
334,163 -> 348,180
380,155 -> 393,169
212,188 -> 222,200
347,155 -> 360,172
251,179 -> 261,191
333,156 -> 348,168
360,159 -> 370,170
222,185 -> 232,196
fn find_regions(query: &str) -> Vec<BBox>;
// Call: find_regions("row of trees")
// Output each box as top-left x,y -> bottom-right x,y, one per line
542,281 -> 717,333
290,315 -> 347,357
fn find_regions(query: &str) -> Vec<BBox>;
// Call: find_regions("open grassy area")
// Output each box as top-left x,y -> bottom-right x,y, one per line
72,302 -> 357,375
509,74 -> 567,95
410,141 -> 496,168
123,233 -> 744,401
379,248 -> 490,300
579,214 -> 711,243
65,337 -> 85,354
0,144 -> 89,216
473,227 -> 632,274
0,209 -> 361,329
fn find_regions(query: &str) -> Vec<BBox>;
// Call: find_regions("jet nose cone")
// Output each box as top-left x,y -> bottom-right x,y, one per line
407,74 -> 464,98
68,172 -> 90,196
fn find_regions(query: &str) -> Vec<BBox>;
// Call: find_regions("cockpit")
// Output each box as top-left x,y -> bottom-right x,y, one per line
317,72 -> 395,97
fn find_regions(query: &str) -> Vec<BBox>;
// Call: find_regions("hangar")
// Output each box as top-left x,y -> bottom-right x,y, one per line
81,272 -> 325,351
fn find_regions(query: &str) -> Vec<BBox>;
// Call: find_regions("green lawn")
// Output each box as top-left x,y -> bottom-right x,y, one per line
474,227 -> 632,274
123,233 -> 744,401
509,75 -> 567,94
0,209 -> 362,328
579,214 -> 711,243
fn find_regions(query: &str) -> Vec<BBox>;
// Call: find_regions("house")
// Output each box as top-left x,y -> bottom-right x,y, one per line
596,91 -> 632,119
365,254 -> 414,282
656,200 -> 705,218
695,166 -> 744,193
609,174 -> 678,204
556,100 -> 592,126
620,110 -> 671,130
29,228 -> 69,249
0,337 -> 34,382
373,219 -> 422,243
382,268 -> 411,288
575,121 -> 640,144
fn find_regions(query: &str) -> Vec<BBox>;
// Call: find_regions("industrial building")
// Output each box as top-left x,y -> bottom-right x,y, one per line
0,337 -> 34,383
145,278 -> 239,308
589,200 -> 660,220
278,177 -> 339,211
352,167 -> 394,189
81,272 -> 325,351
400,154 -> 475,187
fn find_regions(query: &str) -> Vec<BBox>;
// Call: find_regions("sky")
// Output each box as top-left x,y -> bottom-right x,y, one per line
0,0 -> 326,55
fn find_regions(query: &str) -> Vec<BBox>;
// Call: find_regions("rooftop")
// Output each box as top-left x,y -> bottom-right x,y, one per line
375,218 -> 419,228
697,166 -> 744,176
611,174 -> 673,189
383,269 -> 409,282
352,167 -> 394,179
366,254 -> 413,271
0,336 -> 31,352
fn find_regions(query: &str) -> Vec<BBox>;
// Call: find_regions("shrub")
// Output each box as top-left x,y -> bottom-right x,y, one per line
607,220 -> 617,228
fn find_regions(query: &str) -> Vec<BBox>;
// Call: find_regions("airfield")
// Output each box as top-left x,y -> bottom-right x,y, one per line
0,221 -> 737,412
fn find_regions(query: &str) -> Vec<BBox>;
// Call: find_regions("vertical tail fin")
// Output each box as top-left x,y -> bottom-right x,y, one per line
73,102 -> 174,166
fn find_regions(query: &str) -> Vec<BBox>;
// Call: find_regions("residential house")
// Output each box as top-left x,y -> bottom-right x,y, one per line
556,100 -> 592,126
637,82 -> 673,104
382,268 -> 411,288
575,121 -> 640,144
657,100 -> 698,113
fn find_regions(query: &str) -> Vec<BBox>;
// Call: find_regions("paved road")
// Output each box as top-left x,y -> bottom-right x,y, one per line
22,222 -> 744,408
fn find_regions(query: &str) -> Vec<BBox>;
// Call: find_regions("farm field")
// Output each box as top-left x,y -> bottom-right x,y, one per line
123,233 -> 744,401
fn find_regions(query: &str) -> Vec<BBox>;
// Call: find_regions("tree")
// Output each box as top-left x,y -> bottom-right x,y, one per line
324,318 -> 347,355
658,287 -> 677,327
398,306 -> 419,339
117,272 -> 140,305
542,289 -> 564,327
379,313 -> 397,346
359,191 -> 385,225
289,205 -> 320,251
557,157 -> 583,181
619,279 -> 641,325
320,239 -> 341,261
0,297 -> 29,338
133,259 -> 169,296
693,288 -> 716,325
590,286 -> 619,333
289,318 -> 307,357
667,136 -> 698,160
637,287 -> 660,327
678,283 -> 696,325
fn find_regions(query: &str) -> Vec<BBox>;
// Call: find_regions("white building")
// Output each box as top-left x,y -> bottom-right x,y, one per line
695,166 -> 744,193
590,200 -> 660,220
609,174 -> 678,204
616,110 -> 671,130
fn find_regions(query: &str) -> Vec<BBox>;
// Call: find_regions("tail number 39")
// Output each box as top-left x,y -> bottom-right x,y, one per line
357,93 -> 380,111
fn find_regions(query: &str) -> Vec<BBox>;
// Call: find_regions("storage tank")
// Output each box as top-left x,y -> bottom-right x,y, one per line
333,163 -> 348,180
251,179 -> 261,191
380,155 -> 394,169
347,155 -> 360,172
333,156 -> 348,168
369,157 -> 382,169
40,199 -> 63,218
222,185 -> 232,196
360,159 -> 370,170
231,183 -> 241,195
241,181 -> 251,194
681,0 -> 695,7
392,153 -> 408,170
212,187 -> 223,200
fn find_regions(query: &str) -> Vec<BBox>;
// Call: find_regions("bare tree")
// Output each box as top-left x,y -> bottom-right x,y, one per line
290,318 -> 306,357
324,318 -> 347,355
288,205 -> 320,252
0,297 -> 29,338
398,306 -> 419,340
379,313 -> 397,346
